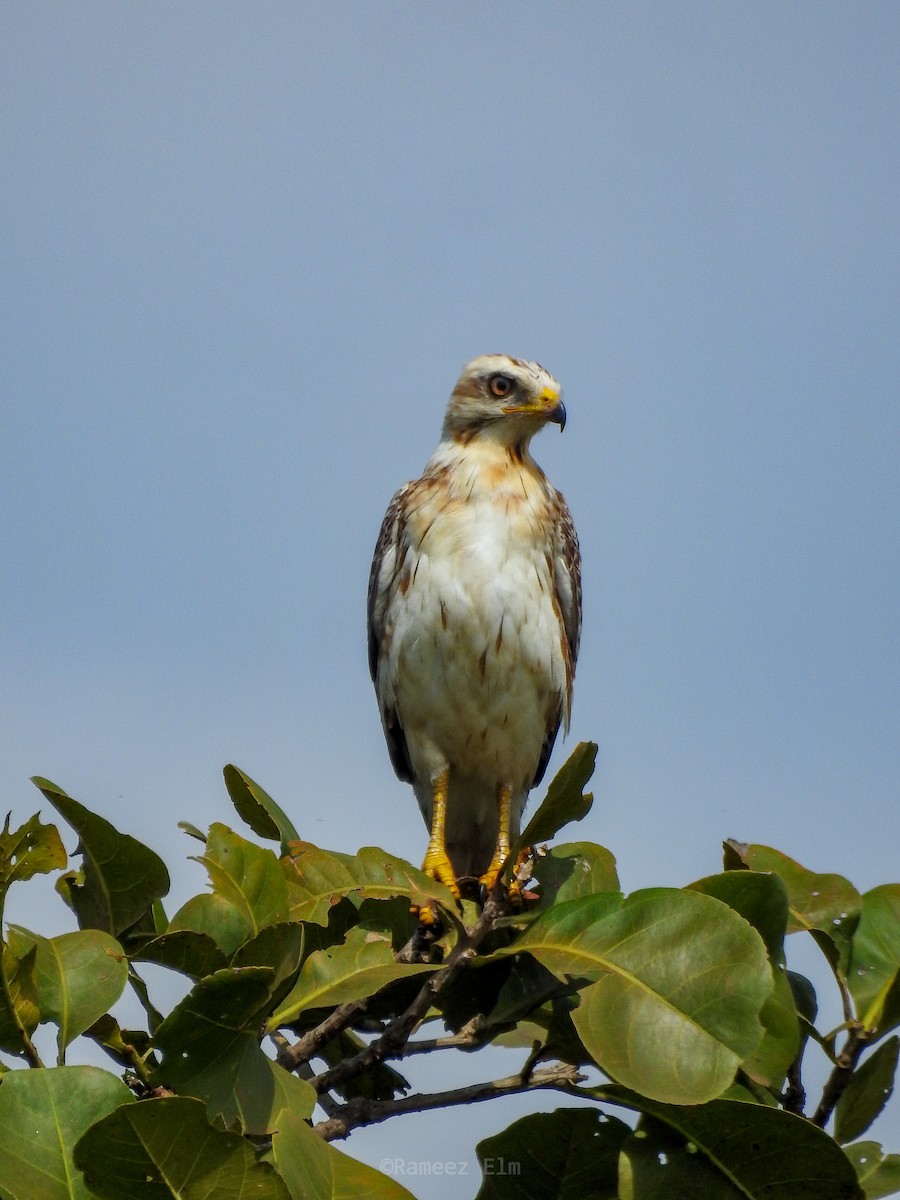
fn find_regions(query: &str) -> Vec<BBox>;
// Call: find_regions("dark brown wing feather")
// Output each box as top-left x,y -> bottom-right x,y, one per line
367,484 -> 415,783
532,490 -> 582,789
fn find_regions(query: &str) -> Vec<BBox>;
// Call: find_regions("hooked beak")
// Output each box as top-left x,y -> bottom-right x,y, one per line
502,386 -> 567,431
547,399 -> 567,431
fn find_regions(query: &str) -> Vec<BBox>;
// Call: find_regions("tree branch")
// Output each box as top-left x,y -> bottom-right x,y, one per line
782,1055 -> 807,1116
314,1062 -> 587,1141
273,901 -> 456,1075
309,893 -> 506,1097
275,997 -> 372,1073
812,1023 -> 869,1128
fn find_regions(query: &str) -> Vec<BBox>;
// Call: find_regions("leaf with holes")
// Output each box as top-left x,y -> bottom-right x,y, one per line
600,1086 -> 864,1199
843,1141 -> 900,1200
0,812 -> 67,894
150,966 -> 275,1091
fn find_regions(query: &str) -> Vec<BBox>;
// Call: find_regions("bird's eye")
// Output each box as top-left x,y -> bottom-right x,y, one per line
488,374 -> 515,398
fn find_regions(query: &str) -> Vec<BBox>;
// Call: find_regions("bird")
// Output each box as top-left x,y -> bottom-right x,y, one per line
367,354 -> 581,915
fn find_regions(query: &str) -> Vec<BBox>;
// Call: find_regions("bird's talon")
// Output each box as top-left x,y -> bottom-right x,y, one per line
412,902 -> 444,930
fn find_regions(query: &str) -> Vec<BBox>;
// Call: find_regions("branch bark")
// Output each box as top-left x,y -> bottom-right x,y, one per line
310,895 -> 505,1096
275,997 -> 371,1073
314,1062 -> 587,1141
812,1023 -> 869,1127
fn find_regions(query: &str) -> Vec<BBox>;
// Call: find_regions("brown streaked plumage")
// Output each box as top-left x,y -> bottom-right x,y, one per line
367,354 -> 582,910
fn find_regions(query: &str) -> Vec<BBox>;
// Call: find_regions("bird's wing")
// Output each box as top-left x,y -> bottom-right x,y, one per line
532,489 -> 582,788
554,491 -> 583,683
367,482 -> 416,782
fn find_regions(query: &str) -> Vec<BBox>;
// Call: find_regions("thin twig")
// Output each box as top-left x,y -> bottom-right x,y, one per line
396,1028 -> 486,1057
314,1062 -> 587,1141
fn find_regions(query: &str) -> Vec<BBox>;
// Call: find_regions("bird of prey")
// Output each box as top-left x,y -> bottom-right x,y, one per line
367,354 -> 581,912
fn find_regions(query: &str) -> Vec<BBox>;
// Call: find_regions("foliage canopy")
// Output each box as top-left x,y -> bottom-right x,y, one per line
0,745 -> 898,1199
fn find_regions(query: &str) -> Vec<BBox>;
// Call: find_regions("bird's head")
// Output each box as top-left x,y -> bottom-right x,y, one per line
441,354 -> 566,450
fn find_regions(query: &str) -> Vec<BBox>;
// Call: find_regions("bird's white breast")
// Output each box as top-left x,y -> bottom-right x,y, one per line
385,446 -> 566,792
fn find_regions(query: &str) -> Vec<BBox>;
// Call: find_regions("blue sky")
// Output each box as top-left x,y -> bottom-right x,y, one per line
2,3 -> 898,1189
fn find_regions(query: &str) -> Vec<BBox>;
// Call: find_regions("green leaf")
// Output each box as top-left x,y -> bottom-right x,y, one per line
272,1105 -> 417,1200
620,1116 -> 739,1199
160,1027 -> 315,1135
74,1095 -> 290,1199
509,742 -> 597,866
81,1014 -> 152,1071
267,927 -> 435,1030
844,1141 -> 900,1200
132,930 -> 229,979
150,966 -> 276,1093
177,819 -> 207,843
223,765 -> 300,853
599,1086 -> 864,1199
848,886 -> 900,1034
530,842 -> 619,910
194,823 -> 290,935
0,812 -> 67,896
475,1107 -> 629,1199
231,922 -> 305,991
283,843 -> 458,926
724,842 -> 860,972
688,871 -> 800,1084
689,870 -> 790,962
745,967 -> 802,1087
167,893 -> 251,957
486,954 -> 574,1032
508,889 -> 772,1104
836,1037 -> 900,1145
0,939 -> 39,1058
10,927 -> 128,1062
0,1065 -> 133,1200
0,815 -> 68,1060
31,778 -> 169,936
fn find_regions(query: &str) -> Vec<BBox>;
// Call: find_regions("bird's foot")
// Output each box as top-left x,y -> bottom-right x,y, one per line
414,841 -> 461,926
477,845 -> 536,911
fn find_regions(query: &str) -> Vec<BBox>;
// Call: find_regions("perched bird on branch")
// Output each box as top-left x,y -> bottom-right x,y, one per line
367,354 -> 581,915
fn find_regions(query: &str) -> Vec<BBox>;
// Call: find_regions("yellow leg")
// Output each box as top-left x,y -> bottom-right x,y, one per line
479,782 -> 513,895
417,767 -> 460,924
